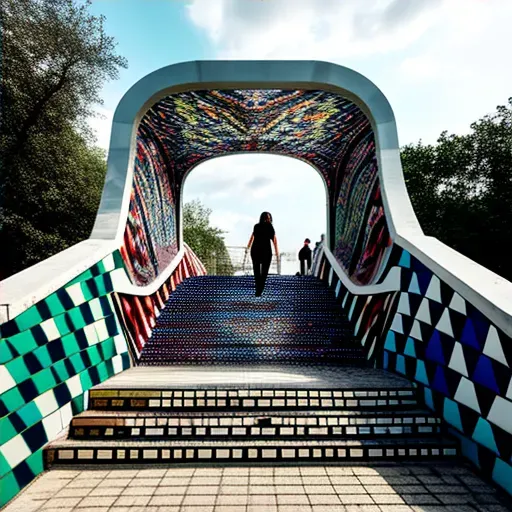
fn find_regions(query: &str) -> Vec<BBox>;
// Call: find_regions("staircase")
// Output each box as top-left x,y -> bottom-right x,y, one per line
140,275 -> 365,366
44,275 -> 459,467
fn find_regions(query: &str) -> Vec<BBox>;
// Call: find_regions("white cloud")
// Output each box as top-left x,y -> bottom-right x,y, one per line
186,0 -> 512,145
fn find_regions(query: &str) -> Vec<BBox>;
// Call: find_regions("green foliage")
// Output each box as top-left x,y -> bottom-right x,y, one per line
183,200 -> 234,276
401,98 -> 512,281
0,0 -> 127,279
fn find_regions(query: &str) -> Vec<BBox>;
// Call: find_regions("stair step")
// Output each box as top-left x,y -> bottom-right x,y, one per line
69,409 -> 443,440
45,437 -> 459,467
88,388 -> 417,411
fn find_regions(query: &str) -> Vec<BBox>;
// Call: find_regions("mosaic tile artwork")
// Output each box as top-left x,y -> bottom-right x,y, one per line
132,89 -> 390,285
121,134 -> 179,286
314,245 -> 512,496
116,245 -> 206,359
383,248 -> 512,496
139,89 -> 371,189
0,253 -> 131,507
138,275 -> 364,367
334,134 -> 392,285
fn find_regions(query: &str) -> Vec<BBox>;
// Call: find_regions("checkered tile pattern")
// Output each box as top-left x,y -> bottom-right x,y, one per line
0,252 -> 131,507
315,246 -> 512,496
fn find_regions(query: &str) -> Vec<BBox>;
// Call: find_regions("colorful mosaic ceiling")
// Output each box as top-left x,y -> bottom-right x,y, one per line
138,89 -> 373,191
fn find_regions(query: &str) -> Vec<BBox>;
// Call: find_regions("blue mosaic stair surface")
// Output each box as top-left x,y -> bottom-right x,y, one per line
139,275 -> 365,366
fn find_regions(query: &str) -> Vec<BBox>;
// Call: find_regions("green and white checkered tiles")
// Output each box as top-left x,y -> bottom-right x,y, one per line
0,251 -> 131,507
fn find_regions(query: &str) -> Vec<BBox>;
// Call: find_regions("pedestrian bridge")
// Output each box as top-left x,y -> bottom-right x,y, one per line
1,61 -> 512,507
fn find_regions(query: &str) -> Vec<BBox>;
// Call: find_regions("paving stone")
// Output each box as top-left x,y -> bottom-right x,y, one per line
326,467 -> 354,476
250,476 -> 274,485
249,485 -> 277,494
277,494 -> 311,505
247,506 -> 276,512
216,494 -> 248,505
402,494 -> 441,505
148,495 -> 184,506
66,480 -> 102,489
214,506 -> 247,512
41,497 -> 82,508
182,494 -> 217,506
77,496 -> 117,507
187,486 -> 219,495
276,485 -> 306,495
363,485 -> 396,495
161,478 -> 192,486
135,478 -> 162,487
308,494 -> 342,505
190,476 -> 221,486
165,468 -> 195,477
123,486 -> 157,495
88,487 -> 124,496
154,486 -> 188,495
248,494 -> 277,505
274,476 -> 300,485
370,494 -> 405,505
302,476 -> 331,485
54,488 -> 91,498
300,468 -> 328,476
221,476 -> 249,486
277,506 -> 313,512
339,494 -> 375,505
330,476 -> 361,485
358,477 -> 388,485
391,485 -> 428,494
220,486 -> 248,495
305,485 -> 336,495
114,496 -> 152,506
97,478 -> 132,487
311,506 -> 346,512
137,469 -> 167,478
335,485 -> 367,494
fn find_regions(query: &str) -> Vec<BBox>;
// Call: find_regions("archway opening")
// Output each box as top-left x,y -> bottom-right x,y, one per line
183,153 -> 327,275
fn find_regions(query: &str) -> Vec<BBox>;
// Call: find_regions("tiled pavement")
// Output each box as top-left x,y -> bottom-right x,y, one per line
4,463 -> 511,512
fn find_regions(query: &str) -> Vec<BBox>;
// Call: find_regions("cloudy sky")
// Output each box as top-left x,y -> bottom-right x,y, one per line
90,0 -> 512,261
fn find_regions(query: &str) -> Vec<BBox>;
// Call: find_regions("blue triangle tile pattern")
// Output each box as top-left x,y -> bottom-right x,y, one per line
315,247 -> 512,497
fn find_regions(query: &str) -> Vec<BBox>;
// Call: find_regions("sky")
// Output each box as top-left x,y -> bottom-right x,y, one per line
89,0 -> 512,263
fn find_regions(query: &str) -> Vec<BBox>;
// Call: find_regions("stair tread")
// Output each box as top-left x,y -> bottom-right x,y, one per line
50,436 -> 457,448
74,408 -> 433,419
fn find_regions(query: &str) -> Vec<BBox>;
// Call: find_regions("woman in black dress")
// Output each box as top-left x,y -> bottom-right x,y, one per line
245,212 -> 280,296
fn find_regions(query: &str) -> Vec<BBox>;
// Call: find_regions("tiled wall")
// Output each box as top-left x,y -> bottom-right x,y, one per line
0,246 -> 206,506
0,252 -> 131,506
316,247 -> 512,495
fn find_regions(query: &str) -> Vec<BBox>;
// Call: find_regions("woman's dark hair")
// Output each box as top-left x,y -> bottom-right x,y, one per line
259,211 -> 273,224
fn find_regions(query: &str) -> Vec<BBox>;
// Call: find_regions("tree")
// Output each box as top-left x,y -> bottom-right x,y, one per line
183,200 -> 234,276
401,98 -> 512,281
0,0 -> 127,279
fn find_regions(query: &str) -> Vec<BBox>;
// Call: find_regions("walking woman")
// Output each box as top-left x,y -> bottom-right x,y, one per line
245,212 -> 280,296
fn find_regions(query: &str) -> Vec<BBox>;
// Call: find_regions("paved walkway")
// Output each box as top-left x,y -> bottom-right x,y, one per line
4,463 -> 511,512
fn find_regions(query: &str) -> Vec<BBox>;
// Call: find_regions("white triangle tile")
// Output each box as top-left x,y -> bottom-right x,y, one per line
436,308 -> 454,337
409,320 -> 423,341
454,378 -> 481,414
408,273 -> 421,295
348,296 -> 357,321
397,293 -> 411,316
507,379 -> 512,401
448,342 -> 469,377
390,314 -> 404,334
483,325 -> 509,368
425,275 -> 442,303
415,298 -> 432,325
449,292 -> 467,315
360,329 -> 370,347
